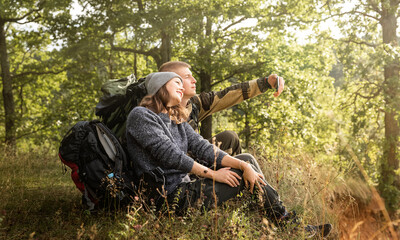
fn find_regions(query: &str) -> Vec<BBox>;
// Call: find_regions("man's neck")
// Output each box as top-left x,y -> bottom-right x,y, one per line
180,97 -> 190,107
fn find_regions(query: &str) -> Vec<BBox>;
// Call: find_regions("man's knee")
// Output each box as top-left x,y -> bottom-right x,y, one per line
234,153 -> 256,164
214,130 -> 239,142
210,130 -> 242,155
234,153 -> 264,178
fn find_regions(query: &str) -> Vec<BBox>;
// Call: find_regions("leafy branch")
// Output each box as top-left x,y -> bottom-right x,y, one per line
0,1 -> 45,24
365,0 -> 382,14
13,69 -> 68,79
110,41 -> 161,66
221,17 -> 247,31
287,8 -> 381,25
15,124 -> 51,140
340,80 -> 382,110
326,35 -> 378,48
211,61 -> 266,87
342,38 -> 378,48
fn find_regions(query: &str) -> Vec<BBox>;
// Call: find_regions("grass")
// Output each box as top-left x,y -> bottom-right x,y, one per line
0,146 -> 395,239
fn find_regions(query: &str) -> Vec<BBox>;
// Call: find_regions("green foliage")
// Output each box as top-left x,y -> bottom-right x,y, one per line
175,0 -> 273,80
323,0 -> 400,211
214,36 -> 338,164
378,161 -> 400,211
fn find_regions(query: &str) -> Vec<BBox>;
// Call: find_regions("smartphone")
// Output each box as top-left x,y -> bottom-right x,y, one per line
276,75 -> 280,92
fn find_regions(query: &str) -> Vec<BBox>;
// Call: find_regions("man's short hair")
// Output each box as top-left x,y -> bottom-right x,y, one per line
159,61 -> 191,72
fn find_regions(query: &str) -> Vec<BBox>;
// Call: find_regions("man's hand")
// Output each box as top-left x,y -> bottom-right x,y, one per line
267,74 -> 285,97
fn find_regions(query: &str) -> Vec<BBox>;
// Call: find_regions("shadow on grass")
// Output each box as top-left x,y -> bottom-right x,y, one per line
0,150 -> 130,240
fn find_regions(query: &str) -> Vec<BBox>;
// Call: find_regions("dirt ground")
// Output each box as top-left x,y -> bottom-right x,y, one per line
335,196 -> 399,240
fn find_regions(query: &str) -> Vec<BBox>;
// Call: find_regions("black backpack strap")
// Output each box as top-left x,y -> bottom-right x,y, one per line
59,121 -> 90,165
93,121 -> 125,178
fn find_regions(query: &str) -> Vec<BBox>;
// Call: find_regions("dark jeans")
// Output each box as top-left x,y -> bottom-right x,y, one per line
208,130 -> 242,156
158,154 -> 287,221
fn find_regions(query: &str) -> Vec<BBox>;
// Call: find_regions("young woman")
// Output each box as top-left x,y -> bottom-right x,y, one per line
126,72 -> 331,237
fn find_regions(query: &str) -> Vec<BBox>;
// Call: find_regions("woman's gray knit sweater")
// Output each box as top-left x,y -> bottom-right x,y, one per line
126,106 -> 227,194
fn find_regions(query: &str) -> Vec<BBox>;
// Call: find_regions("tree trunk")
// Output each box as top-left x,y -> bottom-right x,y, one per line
199,16 -> 213,139
199,69 -> 212,139
379,2 -> 400,207
134,52 -> 137,77
244,111 -> 250,148
160,31 -> 171,64
0,20 -> 16,149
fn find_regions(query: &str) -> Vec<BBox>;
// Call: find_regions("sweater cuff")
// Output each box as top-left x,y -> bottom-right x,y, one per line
181,155 -> 195,173
257,76 -> 272,93
216,150 -> 228,166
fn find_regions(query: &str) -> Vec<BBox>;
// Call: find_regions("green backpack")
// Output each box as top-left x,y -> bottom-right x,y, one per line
95,74 -> 147,144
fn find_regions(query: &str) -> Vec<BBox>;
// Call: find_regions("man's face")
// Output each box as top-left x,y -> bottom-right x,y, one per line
172,67 -> 197,98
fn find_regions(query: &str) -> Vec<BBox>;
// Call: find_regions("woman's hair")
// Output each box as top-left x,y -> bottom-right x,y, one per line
140,85 -> 189,124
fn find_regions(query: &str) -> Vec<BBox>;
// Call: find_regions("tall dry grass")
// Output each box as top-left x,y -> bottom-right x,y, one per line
0,145 -> 397,239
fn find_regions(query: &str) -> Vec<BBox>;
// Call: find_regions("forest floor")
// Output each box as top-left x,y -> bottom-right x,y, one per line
0,148 -> 398,239
335,196 -> 399,240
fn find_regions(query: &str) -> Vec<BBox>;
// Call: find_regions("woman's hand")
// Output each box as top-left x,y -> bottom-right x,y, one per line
213,167 -> 241,187
241,163 -> 266,193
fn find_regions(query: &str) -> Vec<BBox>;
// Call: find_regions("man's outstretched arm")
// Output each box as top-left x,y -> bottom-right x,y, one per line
192,74 -> 284,123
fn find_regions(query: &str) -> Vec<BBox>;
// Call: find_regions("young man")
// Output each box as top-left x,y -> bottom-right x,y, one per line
159,61 -> 284,155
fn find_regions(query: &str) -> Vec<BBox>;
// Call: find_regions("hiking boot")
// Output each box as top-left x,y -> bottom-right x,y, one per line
304,223 -> 332,239
272,211 -> 332,239
272,210 -> 301,230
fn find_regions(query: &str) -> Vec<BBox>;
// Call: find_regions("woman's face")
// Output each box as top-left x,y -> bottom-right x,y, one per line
165,77 -> 184,106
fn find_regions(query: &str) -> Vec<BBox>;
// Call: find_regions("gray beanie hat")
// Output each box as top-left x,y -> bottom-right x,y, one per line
145,72 -> 183,95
